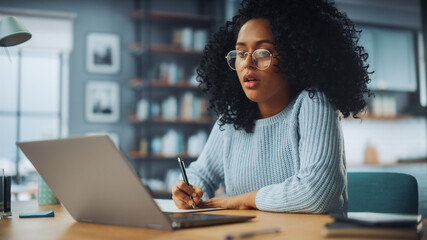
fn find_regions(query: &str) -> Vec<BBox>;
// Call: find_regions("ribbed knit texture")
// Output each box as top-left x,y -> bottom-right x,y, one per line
186,91 -> 347,214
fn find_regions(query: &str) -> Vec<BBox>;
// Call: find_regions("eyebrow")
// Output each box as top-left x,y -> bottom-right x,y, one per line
236,40 -> 274,46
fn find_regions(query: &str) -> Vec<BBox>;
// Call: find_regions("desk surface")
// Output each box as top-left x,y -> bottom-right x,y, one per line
1,201 -> 425,240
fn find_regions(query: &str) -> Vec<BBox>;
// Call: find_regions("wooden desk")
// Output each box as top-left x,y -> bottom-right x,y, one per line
1,201 -> 425,240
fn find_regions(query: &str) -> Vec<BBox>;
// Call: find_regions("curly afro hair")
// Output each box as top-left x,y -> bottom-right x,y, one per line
197,0 -> 372,133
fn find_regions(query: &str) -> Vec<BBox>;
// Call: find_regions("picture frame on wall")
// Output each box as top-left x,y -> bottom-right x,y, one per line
86,80 -> 120,123
86,33 -> 120,74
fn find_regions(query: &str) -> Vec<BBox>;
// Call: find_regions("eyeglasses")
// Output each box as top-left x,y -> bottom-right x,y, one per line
225,49 -> 279,71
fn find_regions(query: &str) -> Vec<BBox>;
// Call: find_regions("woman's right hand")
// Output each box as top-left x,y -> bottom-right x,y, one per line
171,180 -> 204,209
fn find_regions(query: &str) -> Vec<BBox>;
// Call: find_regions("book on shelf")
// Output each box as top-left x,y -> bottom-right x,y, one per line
181,27 -> 193,50
322,212 -> 423,239
161,96 -> 178,120
172,29 -> 182,47
158,62 -> 184,84
192,96 -> 201,119
139,139 -> 148,156
172,27 -> 208,51
161,129 -> 184,157
193,29 -> 208,51
181,92 -> 202,120
136,99 -> 149,120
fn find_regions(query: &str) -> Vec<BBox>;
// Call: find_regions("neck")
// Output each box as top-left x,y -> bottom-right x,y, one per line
257,99 -> 290,119
257,88 -> 293,119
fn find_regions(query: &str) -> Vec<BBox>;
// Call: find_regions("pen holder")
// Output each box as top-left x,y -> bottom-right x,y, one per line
38,175 -> 59,205
1,169 -> 12,219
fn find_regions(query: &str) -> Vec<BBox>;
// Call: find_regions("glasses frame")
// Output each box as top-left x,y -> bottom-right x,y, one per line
225,49 -> 279,71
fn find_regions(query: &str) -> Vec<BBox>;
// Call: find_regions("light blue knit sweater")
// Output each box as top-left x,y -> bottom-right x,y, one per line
187,90 -> 347,214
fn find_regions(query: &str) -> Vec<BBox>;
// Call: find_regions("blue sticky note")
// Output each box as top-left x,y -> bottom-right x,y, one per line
19,210 -> 54,218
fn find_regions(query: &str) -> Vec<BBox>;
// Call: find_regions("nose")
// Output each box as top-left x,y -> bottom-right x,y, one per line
241,53 -> 256,70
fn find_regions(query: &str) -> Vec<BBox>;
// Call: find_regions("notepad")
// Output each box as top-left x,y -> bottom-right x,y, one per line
346,212 -> 422,224
322,212 -> 423,238
154,199 -> 226,213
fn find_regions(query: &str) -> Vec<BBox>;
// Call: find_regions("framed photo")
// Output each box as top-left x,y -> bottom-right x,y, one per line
86,81 -> 120,122
86,33 -> 120,74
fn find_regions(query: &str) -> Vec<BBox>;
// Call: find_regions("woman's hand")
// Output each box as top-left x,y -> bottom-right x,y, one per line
198,190 -> 258,210
171,180 -> 204,209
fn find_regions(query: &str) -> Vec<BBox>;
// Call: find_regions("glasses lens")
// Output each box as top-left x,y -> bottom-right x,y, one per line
226,50 -> 237,70
253,49 -> 272,70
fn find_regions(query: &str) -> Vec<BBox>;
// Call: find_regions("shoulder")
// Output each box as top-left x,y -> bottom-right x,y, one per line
211,118 -> 233,135
296,90 -> 330,105
294,90 -> 336,113
291,90 -> 339,127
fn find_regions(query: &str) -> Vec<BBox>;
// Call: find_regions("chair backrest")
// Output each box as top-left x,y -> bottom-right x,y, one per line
347,172 -> 418,214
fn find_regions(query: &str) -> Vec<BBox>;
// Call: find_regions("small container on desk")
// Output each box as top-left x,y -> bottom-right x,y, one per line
38,175 -> 59,205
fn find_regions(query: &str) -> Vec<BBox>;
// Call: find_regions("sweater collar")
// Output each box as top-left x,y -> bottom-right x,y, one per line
254,97 -> 296,127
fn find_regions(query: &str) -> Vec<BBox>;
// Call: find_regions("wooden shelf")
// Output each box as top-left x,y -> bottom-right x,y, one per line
129,78 -> 200,90
128,149 -> 198,161
129,114 -> 211,125
129,10 -> 215,23
129,77 -> 145,87
153,44 -> 203,55
129,43 -> 203,55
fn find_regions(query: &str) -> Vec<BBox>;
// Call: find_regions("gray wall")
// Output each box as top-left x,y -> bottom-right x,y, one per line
0,0 -> 136,155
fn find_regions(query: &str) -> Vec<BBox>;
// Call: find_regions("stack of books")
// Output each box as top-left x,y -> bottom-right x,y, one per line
322,212 -> 423,239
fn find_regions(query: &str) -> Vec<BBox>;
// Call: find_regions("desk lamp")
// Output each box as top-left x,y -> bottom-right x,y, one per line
0,16 -> 31,219
0,16 -> 32,60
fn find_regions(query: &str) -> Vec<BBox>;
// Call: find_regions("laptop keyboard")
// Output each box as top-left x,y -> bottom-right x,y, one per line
166,213 -> 227,221
165,212 -> 254,228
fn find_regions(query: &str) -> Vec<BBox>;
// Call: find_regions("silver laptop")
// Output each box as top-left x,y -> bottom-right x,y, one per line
17,135 -> 254,230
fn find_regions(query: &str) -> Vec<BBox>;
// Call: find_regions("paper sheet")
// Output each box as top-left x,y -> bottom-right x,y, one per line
154,199 -> 226,213
347,212 -> 421,223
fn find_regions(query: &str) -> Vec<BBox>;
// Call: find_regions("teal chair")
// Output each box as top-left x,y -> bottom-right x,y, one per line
347,172 -> 418,214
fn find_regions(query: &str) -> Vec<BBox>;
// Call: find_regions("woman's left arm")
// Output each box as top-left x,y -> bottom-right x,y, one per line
200,93 -> 346,213
254,93 -> 346,213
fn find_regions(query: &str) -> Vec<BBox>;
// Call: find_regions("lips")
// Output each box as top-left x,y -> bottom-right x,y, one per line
243,74 -> 260,88
243,74 -> 258,82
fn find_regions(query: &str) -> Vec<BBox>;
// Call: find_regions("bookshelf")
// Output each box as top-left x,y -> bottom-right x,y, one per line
128,0 -> 221,191
129,78 -> 203,90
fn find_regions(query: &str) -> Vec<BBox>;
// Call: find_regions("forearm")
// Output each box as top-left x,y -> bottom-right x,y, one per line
237,190 -> 259,209
255,169 -> 346,213
199,189 -> 259,210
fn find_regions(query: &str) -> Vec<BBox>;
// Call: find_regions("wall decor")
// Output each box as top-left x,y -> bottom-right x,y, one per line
85,80 -> 119,122
86,33 -> 120,74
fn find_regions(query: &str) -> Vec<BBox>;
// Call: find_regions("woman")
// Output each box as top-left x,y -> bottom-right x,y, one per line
172,0 -> 371,214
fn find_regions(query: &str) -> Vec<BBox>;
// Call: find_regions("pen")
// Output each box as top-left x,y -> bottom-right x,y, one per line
224,227 -> 281,240
177,157 -> 196,209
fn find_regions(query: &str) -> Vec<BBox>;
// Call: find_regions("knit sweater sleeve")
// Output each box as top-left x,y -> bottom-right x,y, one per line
186,121 -> 224,200
255,93 -> 346,213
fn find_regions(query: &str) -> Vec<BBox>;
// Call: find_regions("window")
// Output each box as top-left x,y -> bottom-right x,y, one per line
0,48 -> 68,200
0,10 -> 73,200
